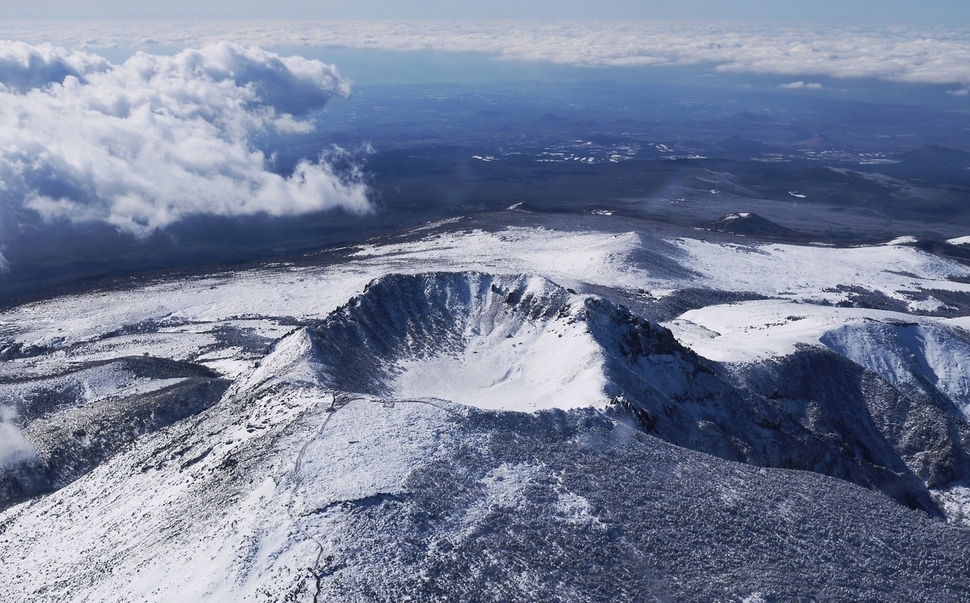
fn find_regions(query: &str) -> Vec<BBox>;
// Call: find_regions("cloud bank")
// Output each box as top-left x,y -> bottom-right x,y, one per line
3,20 -> 970,86
0,41 -> 369,240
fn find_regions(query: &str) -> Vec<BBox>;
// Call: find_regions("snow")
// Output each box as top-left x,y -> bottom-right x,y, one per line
0,228 -> 654,368
3,221 -> 970,599
291,397 -> 452,513
885,235 -> 918,245
932,485 -> 970,526
667,299 -> 970,418
0,360 -> 187,409
3,227 -> 967,369
0,382 -> 336,602
393,294 -> 609,412
458,463 -> 541,532
947,235 -> 970,246
670,236 -> 970,308
1,224 -> 967,417
350,228 -> 654,293
196,348 -> 256,379
668,300 -> 919,363
821,321 -> 970,417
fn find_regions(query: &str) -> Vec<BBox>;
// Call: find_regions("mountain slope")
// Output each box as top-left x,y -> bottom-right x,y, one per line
245,272 -> 958,516
2,221 -> 970,601
3,348 -> 969,602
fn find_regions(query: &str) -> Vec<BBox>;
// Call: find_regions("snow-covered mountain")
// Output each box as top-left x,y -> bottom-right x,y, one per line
2,215 -> 970,601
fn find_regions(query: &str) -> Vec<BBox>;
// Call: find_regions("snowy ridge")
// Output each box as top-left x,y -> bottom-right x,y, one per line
260,272 -> 727,416
0,356 -> 229,510
304,272 -> 609,411
667,300 -> 970,420
219,272 -> 970,523
2,225 -> 968,362
820,321 -> 970,419
235,271 -> 706,414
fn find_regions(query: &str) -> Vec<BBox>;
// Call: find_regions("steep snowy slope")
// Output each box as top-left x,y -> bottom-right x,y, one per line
667,304 -> 970,524
209,272 -> 959,516
820,320 -> 970,418
306,272 -> 608,411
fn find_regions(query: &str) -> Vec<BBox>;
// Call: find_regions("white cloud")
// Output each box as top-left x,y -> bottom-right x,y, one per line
0,406 -> 37,468
1,21 -> 969,86
779,81 -> 824,90
947,88 -> 969,96
0,41 -> 109,92
0,41 -> 369,240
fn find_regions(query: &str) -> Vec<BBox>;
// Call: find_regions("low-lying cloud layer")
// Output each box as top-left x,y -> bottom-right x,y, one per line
779,81 -> 825,90
3,21 -> 970,86
0,41 -> 369,242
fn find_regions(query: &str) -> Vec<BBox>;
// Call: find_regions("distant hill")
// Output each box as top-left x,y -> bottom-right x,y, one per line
796,135 -> 842,150
898,145 -> 970,167
715,136 -> 783,159
538,112 -> 567,122
720,111 -> 776,126
708,212 -> 797,238
886,145 -> 970,183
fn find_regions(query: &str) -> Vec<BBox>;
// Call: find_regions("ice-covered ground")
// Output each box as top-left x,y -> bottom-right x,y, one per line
666,300 -> 970,417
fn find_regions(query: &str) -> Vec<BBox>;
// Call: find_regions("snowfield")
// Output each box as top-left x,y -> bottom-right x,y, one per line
2,219 -> 970,601
3,225 -> 967,365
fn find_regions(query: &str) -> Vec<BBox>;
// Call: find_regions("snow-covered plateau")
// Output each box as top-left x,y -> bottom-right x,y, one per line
2,215 -> 970,601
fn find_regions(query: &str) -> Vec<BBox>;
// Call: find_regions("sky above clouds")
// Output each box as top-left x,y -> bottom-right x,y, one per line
1,0 -> 969,22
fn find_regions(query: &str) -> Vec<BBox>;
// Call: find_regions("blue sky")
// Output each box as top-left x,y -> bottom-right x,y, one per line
1,0 -> 969,22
